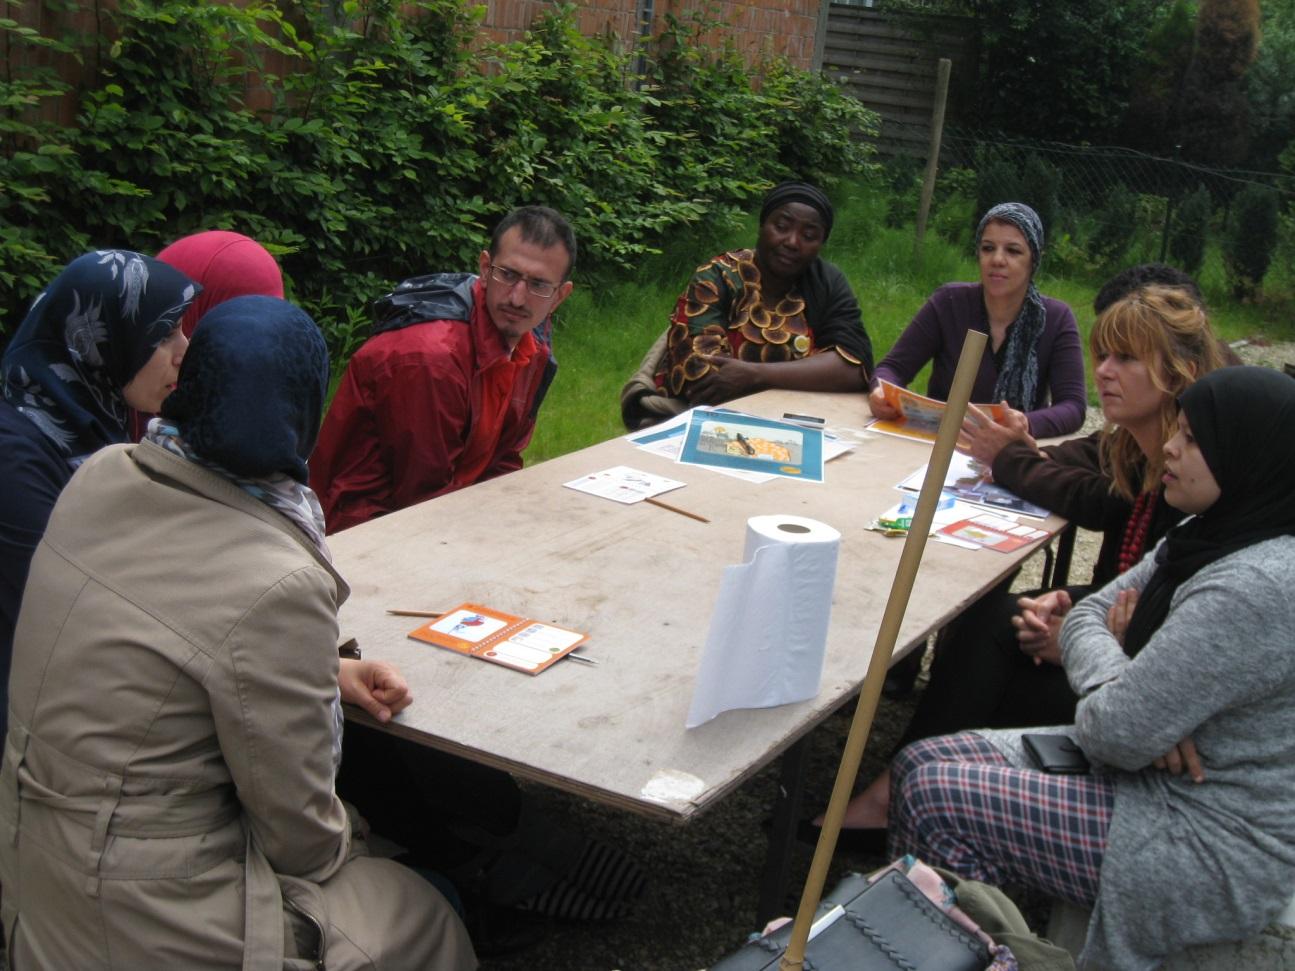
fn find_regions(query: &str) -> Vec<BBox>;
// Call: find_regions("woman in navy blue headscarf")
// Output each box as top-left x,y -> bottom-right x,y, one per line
148,294 -> 330,549
0,250 -> 198,741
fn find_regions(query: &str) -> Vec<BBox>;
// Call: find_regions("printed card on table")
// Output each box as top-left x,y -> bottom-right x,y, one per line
562,466 -> 686,504
408,603 -> 587,675
937,513 -> 1050,553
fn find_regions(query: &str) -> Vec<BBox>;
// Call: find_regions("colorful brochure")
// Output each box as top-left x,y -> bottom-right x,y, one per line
408,603 -> 587,675
868,380 -> 1007,444
937,512 -> 1050,553
897,452 -> 1051,519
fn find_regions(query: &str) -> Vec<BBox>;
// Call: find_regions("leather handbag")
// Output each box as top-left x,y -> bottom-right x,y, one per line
710,869 -> 990,971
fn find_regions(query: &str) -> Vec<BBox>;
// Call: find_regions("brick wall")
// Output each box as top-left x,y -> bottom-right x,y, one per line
482,0 -> 824,70
4,0 -> 826,126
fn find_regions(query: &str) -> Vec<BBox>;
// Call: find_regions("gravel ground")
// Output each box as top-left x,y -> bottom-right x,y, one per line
481,346 -> 1295,971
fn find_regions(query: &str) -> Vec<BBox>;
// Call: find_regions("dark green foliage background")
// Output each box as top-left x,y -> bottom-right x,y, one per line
0,0 -> 879,369
1170,184 -> 1212,276
1223,182 -> 1280,297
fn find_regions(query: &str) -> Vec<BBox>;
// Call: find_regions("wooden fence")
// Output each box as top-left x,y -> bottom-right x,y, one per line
819,2 -> 977,158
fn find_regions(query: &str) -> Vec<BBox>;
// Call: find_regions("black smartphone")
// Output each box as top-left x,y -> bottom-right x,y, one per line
1022,733 -> 1091,774
782,412 -> 826,428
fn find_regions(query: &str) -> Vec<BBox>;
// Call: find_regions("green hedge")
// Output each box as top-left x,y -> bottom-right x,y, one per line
1,0 -> 879,370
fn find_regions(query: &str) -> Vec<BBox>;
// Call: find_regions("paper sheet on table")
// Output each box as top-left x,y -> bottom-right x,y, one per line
562,466 -> 686,504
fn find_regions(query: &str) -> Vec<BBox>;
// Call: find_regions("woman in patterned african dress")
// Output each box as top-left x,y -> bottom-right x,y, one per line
619,181 -> 874,428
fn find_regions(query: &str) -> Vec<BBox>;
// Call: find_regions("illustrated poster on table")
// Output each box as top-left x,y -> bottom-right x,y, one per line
677,411 -> 824,482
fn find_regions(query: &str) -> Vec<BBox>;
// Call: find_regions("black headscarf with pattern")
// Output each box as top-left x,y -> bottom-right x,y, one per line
1,250 -> 198,464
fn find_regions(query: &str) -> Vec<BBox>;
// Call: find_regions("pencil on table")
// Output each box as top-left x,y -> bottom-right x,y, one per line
385,609 -> 444,618
643,497 -> 710,524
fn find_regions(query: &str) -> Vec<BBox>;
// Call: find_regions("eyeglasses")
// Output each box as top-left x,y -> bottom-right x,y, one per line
488,264 -> 558,299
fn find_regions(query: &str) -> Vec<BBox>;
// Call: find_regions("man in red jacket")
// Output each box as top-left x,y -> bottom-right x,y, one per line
311,206 -> 575,533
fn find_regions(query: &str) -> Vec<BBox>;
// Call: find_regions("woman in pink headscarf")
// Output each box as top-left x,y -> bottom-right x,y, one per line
129,231 -> 287,438
157,230 -> 285,337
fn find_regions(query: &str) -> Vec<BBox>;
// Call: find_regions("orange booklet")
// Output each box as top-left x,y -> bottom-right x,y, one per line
407,603 -> 588,675
869,380 -> 1008,444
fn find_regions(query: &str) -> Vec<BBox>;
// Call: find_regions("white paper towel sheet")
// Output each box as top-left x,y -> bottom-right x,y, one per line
686,515 -> 840,728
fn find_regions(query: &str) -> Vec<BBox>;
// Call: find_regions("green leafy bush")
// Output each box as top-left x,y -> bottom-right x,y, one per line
1017,152 -> 1062,242
929,166 -> 978,249
1170,184 -> 1212,275
0,0 -> 880,370
1222,182 -> 1280,298
1086,182 -> 1139,266
973,146 -> 1018,226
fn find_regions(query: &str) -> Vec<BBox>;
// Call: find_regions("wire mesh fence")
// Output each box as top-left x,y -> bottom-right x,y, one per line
877,120 -> 1294,283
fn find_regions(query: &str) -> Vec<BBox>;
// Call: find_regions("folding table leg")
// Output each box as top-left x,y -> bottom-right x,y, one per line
756,735 -> 810,926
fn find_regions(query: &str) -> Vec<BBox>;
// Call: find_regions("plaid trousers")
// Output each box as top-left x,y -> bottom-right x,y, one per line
888,732 -> 1115,907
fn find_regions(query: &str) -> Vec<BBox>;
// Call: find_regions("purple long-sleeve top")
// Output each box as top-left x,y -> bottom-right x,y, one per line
874,282 -> 1086,438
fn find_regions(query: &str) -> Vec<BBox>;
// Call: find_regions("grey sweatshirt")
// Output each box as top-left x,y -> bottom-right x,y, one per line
1060,534 -> 1295,970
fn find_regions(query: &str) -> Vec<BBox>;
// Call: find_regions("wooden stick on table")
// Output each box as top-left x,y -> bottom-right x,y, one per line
779,330 -> 988,970
643,496 -> 710,524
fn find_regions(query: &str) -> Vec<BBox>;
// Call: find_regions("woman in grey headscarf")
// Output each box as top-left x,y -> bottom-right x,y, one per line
868,202 -> 1086,440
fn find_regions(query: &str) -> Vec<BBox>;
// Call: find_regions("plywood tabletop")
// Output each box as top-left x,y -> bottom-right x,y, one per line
329,390 -> 1066,824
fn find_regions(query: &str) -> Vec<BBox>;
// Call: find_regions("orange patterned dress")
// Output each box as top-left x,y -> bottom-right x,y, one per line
654,249 -> 869,398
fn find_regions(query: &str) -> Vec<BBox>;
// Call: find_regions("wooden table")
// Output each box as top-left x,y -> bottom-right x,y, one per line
329,388 -> 1067,919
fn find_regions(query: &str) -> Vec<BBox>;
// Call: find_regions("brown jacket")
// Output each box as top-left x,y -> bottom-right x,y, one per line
0,442 -> 474,970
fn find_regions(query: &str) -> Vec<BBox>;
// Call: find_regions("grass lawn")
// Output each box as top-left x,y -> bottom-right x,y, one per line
525,182 -> 1294,464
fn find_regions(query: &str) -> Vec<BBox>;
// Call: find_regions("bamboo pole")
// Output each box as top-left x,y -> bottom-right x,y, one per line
778,329 -> 987,970
913,58 -> 952,263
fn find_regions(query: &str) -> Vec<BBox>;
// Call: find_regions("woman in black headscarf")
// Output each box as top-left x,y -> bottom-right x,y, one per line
620,181 -> 875,428
0,295 -> 476,969
889,365 -> 1295,970
0,250 -> 198,743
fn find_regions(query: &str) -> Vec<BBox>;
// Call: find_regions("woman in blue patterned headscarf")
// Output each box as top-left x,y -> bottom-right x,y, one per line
0,250 -> 198,745
3,250 -> 198,463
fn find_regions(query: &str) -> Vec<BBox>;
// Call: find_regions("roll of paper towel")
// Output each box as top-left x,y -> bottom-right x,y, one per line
686,515 -> 841,728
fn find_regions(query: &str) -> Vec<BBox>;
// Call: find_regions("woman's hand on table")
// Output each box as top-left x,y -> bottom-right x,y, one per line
959,401 -> 1033,467
866,385 -> 901,421
339,657 -> 413,723
1153,736 -> 1205,782
1013,589 -> 1072,666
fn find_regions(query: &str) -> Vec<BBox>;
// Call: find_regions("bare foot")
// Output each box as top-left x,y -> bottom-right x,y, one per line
812,768 -> 890,829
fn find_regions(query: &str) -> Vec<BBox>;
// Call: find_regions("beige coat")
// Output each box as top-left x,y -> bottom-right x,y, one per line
0,442 -> 475,970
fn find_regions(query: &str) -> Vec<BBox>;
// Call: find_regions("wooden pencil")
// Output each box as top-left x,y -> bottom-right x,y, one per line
643,496 -> 710,524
